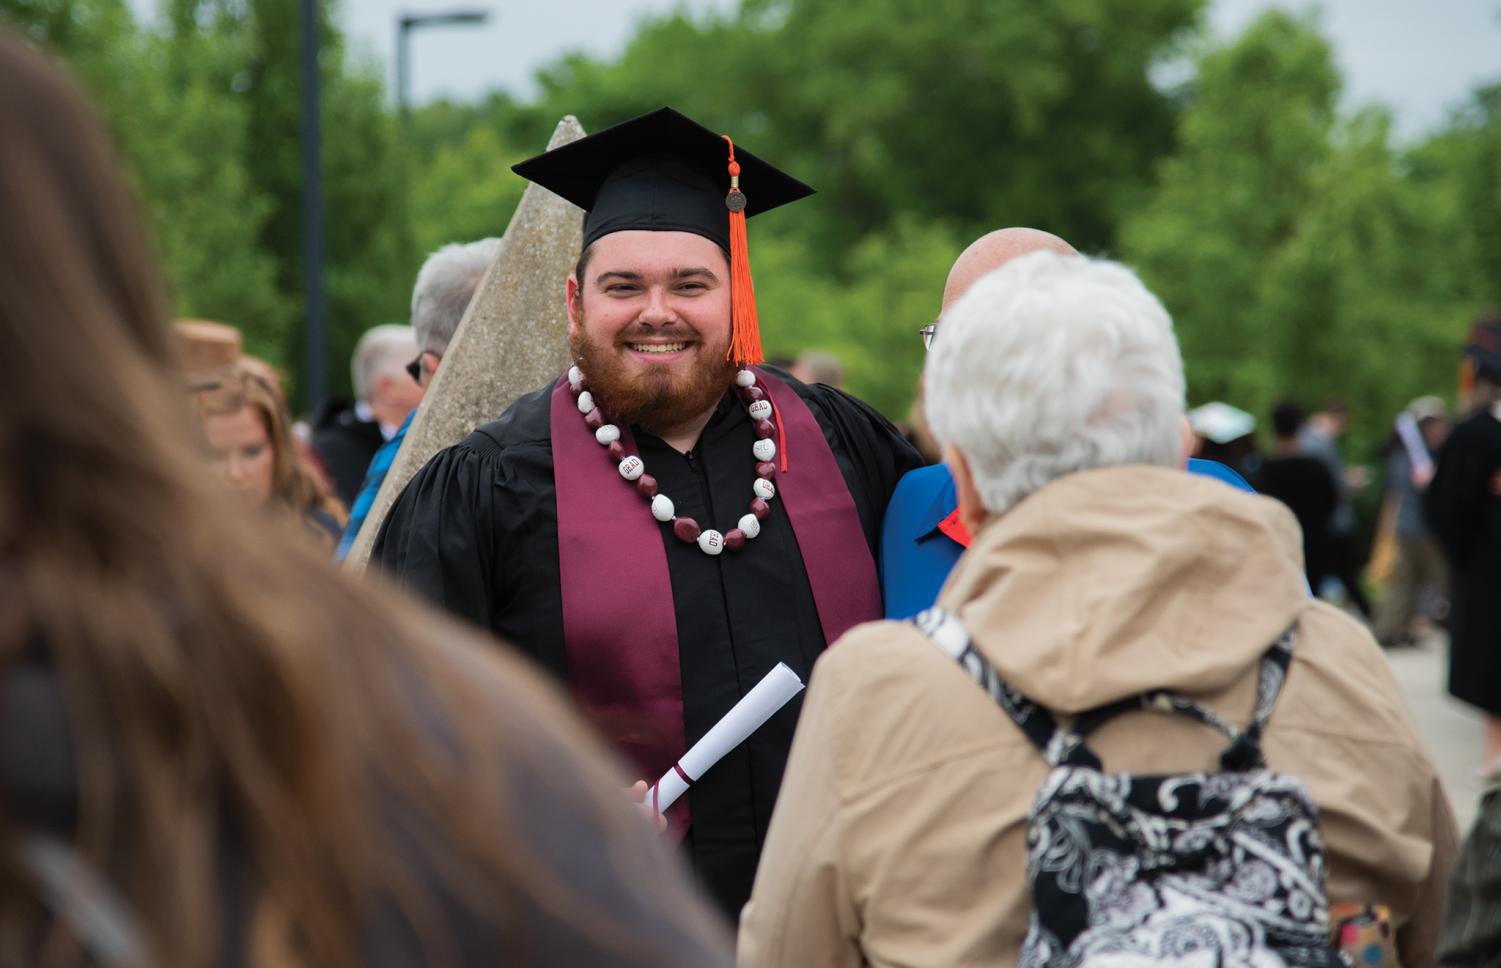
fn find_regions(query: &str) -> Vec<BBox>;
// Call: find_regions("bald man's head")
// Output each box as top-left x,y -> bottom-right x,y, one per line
941,228 -> 1077,312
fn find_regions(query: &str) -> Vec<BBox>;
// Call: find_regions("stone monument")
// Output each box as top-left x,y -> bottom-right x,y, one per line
344,115 -> 585,572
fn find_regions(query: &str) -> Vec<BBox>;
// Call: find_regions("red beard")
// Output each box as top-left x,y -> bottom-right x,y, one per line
569,324 -> 736,433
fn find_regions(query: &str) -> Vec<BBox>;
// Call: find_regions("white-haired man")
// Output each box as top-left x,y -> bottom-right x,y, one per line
336,239 -> 502,558
739,252 -> 1455,968
311,324 -> 423,506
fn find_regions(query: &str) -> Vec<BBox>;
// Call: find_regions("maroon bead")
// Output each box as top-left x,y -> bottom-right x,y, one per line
673,517 -> 701,543
723,528 -> 746,551
569,381 -> 584,397
636,474 -> 659,499
741,386 -> 765,402
584,408 -> 604,430
607,440 -> 626,461
754,419 -> 776,439
750,498 -> 771,521
755,461 -> 776,480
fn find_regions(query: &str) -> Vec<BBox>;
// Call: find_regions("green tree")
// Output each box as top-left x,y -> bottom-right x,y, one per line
1254,109 -> 1466,452
1121,9 -> 1340,414
408,123 -> 526,258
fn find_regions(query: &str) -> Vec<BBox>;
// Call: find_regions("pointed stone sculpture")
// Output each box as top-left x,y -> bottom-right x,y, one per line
344,115 -> 586,572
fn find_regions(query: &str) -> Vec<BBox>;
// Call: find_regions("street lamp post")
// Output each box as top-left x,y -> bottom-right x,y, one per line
299,0 -> 328,411
396,9 -> 491,119
393,8 -> 489,306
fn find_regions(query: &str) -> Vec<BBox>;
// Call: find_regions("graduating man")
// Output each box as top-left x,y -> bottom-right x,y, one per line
374,108 -> 922,916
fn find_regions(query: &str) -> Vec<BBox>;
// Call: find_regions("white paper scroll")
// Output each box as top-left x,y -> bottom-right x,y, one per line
643,662 -> 806,814
1395,411 -> 1434,479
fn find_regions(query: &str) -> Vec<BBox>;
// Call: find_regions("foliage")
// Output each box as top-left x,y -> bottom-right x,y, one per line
1121,10 -> 1340,415
1119,10 -> 1499,459
4,0 -> 1499,440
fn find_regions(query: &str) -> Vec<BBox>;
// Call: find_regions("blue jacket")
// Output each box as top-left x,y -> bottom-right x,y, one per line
880,459 -> 1256,619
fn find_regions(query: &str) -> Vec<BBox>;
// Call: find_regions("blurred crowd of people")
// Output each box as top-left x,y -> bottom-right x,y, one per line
6,25 -> 1501,968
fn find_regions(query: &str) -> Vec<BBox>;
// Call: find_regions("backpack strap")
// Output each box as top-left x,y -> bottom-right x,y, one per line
912,609 -> 1298,771
911,609 -> 1100,768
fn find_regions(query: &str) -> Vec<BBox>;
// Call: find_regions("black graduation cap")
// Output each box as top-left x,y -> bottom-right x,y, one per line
512,107 -> 815,366
512,107 -> 815,251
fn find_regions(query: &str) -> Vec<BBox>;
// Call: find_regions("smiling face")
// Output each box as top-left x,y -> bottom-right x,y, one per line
202,404 -> 275,510
566,230 -> 737,432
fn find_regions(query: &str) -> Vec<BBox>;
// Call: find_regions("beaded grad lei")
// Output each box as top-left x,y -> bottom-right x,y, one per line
568,365 -> 777,557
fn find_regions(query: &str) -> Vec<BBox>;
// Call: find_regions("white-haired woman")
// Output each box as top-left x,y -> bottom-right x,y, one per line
738,252 -> 1457,968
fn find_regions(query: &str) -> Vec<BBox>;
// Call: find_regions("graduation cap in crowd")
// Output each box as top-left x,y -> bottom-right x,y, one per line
513,107 -> 815,366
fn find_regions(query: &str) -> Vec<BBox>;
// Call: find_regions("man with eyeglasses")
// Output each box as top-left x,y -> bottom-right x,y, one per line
880,227 -> 1256,618
336,238 -> 503,559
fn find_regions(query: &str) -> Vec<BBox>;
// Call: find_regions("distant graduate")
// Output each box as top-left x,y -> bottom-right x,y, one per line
1424,312 -> 1501,774
374,108 -> 922,916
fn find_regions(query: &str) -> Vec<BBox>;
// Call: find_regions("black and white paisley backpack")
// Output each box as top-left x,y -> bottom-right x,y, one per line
912,608 -> 1348,968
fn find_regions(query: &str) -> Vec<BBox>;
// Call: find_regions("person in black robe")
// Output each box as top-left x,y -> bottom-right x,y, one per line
1254,401 -> 1338,589
374,108 -> 923,917
1425,313 -> 1501,775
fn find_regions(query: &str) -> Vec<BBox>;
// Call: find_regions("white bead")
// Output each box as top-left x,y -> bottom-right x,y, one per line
752,438 -> 776,462
576,390 -> 594,413
735,369 -> 757,388
753,478 -> 776,500
739,513 -> 761,540
698,529 -> 725,555
651,494 -> 675,522
747,400 -> 773,421
568,365 -> 584,389
595,424 -> 621,445
618,456 -> 644,481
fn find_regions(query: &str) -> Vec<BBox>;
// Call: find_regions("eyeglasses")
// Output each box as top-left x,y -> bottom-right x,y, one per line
405,355 -> 423,384
919,324 -> 937,351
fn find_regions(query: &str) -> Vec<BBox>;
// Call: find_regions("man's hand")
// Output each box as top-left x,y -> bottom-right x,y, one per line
628,780 -> 668,832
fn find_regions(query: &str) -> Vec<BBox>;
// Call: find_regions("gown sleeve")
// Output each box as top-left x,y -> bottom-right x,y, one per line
372,442 -> 502,632
800,384 -> 928,541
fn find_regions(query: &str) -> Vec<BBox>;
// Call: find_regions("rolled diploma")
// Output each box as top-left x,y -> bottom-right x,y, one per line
643,662 -> 805,813
1395,412 -> 1433,478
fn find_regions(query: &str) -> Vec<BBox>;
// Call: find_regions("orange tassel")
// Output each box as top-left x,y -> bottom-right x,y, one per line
722,135 -> 764,367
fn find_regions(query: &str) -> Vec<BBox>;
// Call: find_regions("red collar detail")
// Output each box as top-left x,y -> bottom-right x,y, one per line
937,507 -> 972,548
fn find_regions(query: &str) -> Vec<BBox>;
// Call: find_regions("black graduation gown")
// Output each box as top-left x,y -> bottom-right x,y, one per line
373,370 -> 923,916
1424,407 -> 1501,716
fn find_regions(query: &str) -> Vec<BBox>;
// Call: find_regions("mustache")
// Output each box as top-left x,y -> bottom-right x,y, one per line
613,324 -> 701,344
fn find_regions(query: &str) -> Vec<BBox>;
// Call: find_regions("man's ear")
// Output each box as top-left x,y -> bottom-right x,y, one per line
943,442 -> 986,537
565,273 -> 583,339
418,351 -> 441,390
1179,414 -> 1196,467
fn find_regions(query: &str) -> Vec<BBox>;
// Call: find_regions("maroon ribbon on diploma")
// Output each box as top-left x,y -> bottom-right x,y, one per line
551,370 -> 881,838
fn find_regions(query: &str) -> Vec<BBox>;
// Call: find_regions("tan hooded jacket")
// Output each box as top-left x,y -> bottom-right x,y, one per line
738,466 -> 1457,968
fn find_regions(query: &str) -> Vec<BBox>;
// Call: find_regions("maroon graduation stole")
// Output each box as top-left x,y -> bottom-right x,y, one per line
549,368 -> 880,833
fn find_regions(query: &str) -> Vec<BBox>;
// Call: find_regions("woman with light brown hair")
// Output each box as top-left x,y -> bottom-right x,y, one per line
189,356 -> 349,549
0,28 -> 730,968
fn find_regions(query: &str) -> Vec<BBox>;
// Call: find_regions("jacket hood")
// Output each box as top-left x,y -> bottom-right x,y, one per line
939,465 -> 1310,714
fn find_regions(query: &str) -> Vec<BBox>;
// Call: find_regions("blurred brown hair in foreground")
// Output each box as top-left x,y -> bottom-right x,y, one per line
0,28 -> 730,968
